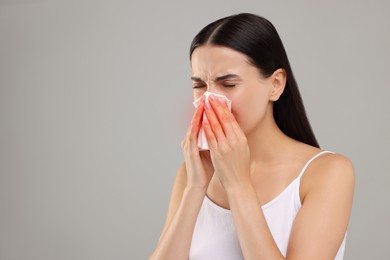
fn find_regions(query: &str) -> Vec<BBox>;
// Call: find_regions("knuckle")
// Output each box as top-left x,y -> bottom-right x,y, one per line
188,135 -> 195,144
214,124 -> 223,133
219,144 -> 231,154
191,120 -> 198,129
188,132 -> 196,142
220,113 -> 232,122
230,138 -> 239,147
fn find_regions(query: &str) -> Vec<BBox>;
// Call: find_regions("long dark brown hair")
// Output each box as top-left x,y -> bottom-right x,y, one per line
190,13 -> 320,148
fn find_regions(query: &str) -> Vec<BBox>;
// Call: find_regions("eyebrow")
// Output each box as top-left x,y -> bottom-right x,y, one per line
191,74 -> 241,82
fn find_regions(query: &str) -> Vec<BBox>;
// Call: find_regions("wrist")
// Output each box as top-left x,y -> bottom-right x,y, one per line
224,179 -> 255,198
184,185 -> 207,197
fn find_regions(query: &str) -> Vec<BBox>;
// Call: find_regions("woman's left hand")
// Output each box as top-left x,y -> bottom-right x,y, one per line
202,94 -> 251,190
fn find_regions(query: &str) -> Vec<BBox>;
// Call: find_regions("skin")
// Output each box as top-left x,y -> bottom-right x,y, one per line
149,45 -> 355,259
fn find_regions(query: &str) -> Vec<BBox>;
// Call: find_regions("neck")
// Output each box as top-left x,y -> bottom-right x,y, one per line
245,106 -> 298,167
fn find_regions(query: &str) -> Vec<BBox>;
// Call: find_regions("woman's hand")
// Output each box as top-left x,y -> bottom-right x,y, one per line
181,95 -> 214,192
202,94 -> 251,190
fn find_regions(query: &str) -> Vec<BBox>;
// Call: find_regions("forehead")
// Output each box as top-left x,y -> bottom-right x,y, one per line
191,45 -> 252,78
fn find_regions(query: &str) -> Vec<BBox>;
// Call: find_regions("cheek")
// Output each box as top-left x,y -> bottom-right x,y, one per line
193,89 -> 206,100
231,92 -> 269,134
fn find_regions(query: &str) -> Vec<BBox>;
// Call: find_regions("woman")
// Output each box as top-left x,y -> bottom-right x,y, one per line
150,13 -> 354,260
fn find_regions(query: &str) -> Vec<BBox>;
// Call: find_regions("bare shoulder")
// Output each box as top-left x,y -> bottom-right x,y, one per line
301,152 -> 355,203
314,152 -> 354,181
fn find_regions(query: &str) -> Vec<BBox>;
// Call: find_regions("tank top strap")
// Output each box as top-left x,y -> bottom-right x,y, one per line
296,150 -> 336,180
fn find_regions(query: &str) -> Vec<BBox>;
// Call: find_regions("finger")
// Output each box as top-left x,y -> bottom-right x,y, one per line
188,95 -> 206,144
202,115 -> 218,149
204,99 -> 227,144
207,95 -> 238,140
211,95 -> 245,140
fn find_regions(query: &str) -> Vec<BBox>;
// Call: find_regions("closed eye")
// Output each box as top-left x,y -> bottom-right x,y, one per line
192,84 -> 206,89
222,84 -> 236,88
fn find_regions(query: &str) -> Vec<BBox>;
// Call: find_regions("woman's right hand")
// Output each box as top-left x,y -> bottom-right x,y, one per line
181,95 -> 214,192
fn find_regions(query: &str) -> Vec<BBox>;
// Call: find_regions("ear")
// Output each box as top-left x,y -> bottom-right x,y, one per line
269,68 -> 287,101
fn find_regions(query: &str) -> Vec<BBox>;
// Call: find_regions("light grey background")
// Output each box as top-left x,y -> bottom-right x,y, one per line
0,0 -> 389,259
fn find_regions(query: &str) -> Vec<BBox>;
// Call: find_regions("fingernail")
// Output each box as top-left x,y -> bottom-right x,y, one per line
209,94 -> 216,101
218,97 -> 225,104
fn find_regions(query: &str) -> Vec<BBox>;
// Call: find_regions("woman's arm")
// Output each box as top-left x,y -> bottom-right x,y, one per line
150,95 -> 215,259
149,163 -> 205,260
225,178 -> 285,259
286,153 -> 355,259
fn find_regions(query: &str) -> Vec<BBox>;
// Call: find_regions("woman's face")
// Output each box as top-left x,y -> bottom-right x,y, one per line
191,44 -> 276,136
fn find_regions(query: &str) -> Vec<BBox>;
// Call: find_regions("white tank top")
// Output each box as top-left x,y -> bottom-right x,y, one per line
189,150 -> 347,260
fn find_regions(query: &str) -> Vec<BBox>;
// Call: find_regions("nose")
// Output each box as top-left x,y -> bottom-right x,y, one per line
193,82 -> 221,101
205,81 -> 217,92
